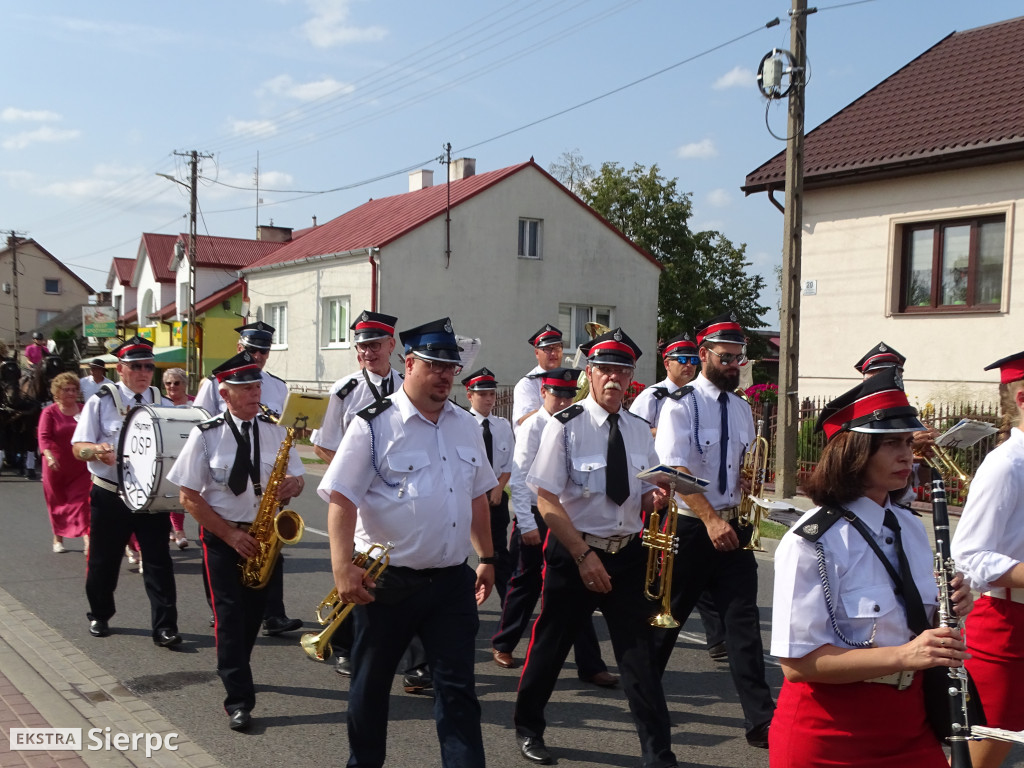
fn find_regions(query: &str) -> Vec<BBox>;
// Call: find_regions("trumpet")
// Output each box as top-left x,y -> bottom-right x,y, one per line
300,542 -> 393,662
924,445 -> 971,493
643,491 -> 680,628
738,417 -> 770,551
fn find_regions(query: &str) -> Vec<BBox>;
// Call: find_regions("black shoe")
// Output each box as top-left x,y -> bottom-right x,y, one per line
25,468 -> 36,481
88,619 -> 110,637
154,629 -> 183,648
517,735 -> 554,765
335,656 -> 352,676
708,641 -> 728,662
746,721 -> 770,749
402,667 -> 433,695
262,616 -> 302,636
228,709 -> 252,732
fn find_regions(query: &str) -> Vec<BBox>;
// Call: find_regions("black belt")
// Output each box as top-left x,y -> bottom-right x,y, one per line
387,561 -> 466,578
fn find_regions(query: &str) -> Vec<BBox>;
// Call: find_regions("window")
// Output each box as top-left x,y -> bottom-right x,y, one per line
266,303 -> 287,347
140,289 -> 154,321
558,304 -> 614,350
43,278 -> 61,294
321,296 -> 350,348
518,218 -> 543,259
898,215 -> 1005,312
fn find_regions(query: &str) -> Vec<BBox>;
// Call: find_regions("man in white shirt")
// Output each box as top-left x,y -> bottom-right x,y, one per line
79,358 -> 113,402
629,331 -> 699,431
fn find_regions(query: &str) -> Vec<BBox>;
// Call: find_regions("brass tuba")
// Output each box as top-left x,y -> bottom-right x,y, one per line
643,493 -> 680,628
300,542 -> 393,661
737,417 -> 769,552
239,420 -> 305,589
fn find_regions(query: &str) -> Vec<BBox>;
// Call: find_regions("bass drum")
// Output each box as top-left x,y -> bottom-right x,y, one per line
117,405 -> 210,512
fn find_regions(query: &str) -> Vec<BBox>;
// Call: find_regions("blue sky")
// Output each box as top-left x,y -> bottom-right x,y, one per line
3,0 -> 1021,325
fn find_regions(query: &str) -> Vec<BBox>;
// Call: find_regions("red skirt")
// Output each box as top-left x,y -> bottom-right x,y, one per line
965,595 -> 1024,730
770,675 -> 947,768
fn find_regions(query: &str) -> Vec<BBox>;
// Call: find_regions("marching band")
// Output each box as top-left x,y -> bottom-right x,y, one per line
44,319 -> 1024,768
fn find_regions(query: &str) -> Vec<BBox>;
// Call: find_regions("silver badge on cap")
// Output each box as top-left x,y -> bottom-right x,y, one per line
879,342 -> 888,352
730,312 -> 738,323
444,319 -> 453,334
613,329 -> 622,341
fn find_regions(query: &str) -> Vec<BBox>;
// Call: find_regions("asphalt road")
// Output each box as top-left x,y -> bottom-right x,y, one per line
2,465 -> 1020,768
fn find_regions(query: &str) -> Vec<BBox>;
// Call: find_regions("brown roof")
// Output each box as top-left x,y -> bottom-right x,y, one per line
743,16 -> 1024,194
111,257 -> 135,286
138,233 -> 178,283
179,235 -> 287,270
244,159 -> 660,272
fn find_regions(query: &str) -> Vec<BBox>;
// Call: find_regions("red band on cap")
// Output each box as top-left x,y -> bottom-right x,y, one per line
696,321 -> 742,345
215,363 -> 261,383
589,340 -> 635,359
534,330 -> 560,346
541,375 -> 578,389
118,343 -> 150,358
355,320 -> 394,334
465,374 -> 496,389
664,340 -> 697,357
862,353 -> 902,371
999,359 -> 1024,384
822,390 -> 910,440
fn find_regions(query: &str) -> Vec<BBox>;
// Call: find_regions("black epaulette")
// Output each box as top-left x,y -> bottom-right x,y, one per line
265,371 -> 286,384
198,415 -> 225,432
336,378 -> 359,401
554,404 -> 584,424
357,399 -> 393,421
256,411 -> 276,424
792,506 -> 846,543
666,385 -> 694,401
650,387 -> 669,400
97,387 -> 112,399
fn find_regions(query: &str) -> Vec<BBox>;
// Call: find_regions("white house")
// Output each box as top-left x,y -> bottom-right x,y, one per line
743,16 -> 1024,404
242,158 -> 663,390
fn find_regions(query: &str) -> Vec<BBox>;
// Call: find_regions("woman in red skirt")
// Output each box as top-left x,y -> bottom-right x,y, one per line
770,368 -> 973,767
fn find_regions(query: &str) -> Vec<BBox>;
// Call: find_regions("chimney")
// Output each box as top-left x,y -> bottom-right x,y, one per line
312,215 -> 317,227
409,169 -> 434,192
450,158 -> 476,181
257,224 -> 293,243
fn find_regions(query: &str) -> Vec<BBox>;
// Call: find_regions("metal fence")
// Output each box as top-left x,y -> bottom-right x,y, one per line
754,398 -> 1002,506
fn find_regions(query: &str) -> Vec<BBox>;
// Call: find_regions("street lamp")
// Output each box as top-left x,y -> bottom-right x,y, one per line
156,164 -> 200,394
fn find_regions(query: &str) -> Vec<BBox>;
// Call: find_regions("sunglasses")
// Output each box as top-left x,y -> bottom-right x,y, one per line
127,362 -> 156,372
668,355 -> 700,365
706,349 -> 748,366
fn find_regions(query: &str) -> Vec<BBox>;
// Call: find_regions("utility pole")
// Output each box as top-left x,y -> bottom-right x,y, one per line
5,232 -> 23,357
440,142 -> 452,268
774,0 -> 810,499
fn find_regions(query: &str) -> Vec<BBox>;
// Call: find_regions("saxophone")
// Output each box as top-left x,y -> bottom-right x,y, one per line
239,422 -> 305,589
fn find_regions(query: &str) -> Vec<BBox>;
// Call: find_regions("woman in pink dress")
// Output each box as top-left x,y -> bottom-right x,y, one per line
38,372 -> 90,554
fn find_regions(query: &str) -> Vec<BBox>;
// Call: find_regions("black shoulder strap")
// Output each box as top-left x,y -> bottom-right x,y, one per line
792,505 -> 846,543
357,398 -> 393,421
336,378 -> 359,401
198,415 -> 225,432
554,403 -> 584,424
666,385 -> 694,401
650,386 -> 669,401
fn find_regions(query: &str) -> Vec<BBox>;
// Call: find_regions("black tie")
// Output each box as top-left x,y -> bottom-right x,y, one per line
134,393 -> 143,405
381,376 -> 392,397
883,509 -> 930,635
228,421 -> 252,496
718,391 -> 729,494
482,418 -> 494,467
606,413 -> 629,506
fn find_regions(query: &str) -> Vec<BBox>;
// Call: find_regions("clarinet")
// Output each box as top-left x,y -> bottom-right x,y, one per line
930,467 -> 974,767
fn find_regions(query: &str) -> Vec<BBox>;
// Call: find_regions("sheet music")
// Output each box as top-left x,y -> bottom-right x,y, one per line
636,464 -> 710,496
971,725 -> 1024,745
934,418 -> 998,449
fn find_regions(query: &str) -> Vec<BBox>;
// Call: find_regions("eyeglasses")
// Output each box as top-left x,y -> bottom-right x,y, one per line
706,349 -> 747,366
356,341 -> 383,353
668,355 -> 700,365
164,380 -> 183,386
127,363 -> 155,372
592,364 -> 633,377
419,359 -> 463,375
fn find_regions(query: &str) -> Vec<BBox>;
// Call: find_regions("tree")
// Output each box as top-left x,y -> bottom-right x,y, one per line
548,149 -> 594,196
567,160 -> 770,363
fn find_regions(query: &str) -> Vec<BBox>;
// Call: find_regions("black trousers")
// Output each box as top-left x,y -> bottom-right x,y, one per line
492,510 -> 607,677
514,536 -> 677,768
85,485 -> 178,638
202,528 -> 273,713
489,492 -> 513,605
347,563 -> 484,768
654,515 -> 775,733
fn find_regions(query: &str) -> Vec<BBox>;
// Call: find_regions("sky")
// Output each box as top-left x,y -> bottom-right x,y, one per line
3,0 -> 1022,328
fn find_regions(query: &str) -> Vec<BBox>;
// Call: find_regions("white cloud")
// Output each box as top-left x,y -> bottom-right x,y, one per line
1,108 -> 61,123
675,139 -> 717,160
707,188 -> 731,208
38,163 -> 144,200
714,66 -> 753,90
259,74 -> 355,101
229,119 -> 278,138
302,0 -> 387,48
3,126 -> 80,150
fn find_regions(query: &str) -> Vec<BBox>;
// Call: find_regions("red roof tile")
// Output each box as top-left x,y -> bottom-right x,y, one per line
743,16 -> 1024,193
180,235 -> 287,270
245,159 -> 660,271
112,257 -> 135,286
139,233 -> 178,283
